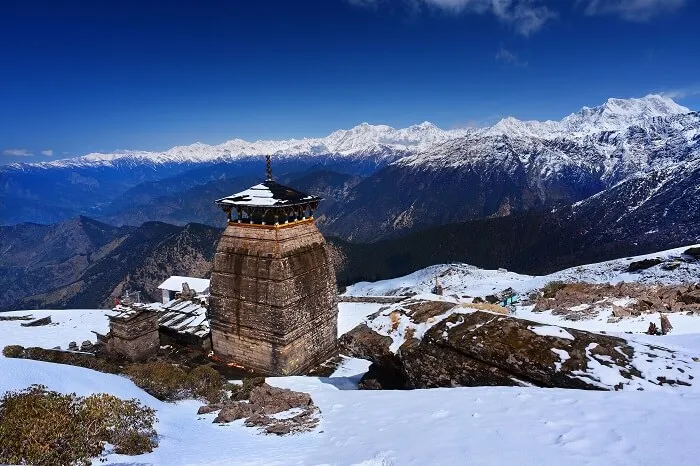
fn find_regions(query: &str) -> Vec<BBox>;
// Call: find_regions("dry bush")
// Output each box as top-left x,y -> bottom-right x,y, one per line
189,364 -> 226,403
541,281 -> 567,299
4,345 -> 119,373
389,311 -> 402,332
2,345 -> 24,358
0,385 -> 156,466
124,362 -> 192,401
125,362 -> 227,402
464,303 -> 510,315
80,393 -> 157,455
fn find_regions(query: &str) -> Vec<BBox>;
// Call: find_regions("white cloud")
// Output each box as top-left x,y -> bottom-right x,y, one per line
580,0 -> 686,22
2,149 -> 33,157
41,149 -> 54,156
660,87 -> 700,100
495,45 -> 527,67
348,0 -> 557,36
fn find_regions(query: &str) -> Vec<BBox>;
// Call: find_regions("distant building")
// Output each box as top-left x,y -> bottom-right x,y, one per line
157,276 -> 210,304
208,156 -> 338,375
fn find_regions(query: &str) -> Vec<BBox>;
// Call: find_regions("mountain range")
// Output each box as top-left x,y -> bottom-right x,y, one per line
1,94 -> 699,309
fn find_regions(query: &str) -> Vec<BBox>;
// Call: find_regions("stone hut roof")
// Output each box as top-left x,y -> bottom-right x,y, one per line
106,303 -> 154,321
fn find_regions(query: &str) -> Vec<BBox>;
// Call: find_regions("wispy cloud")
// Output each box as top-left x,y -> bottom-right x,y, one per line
348,0 -> 557,36
495,46 -> 527,67
579,0 -> 687,22
2,149 -> 33,157
660,86 -> 700,100
40,149 -> 54,156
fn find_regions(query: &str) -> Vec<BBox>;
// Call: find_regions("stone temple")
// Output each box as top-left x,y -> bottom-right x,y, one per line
208,157 -> 338,375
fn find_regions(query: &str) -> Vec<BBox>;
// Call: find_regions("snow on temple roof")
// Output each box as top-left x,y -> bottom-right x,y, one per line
158,276 -> 210,293
158,297 -> 210,338
216,180 -> 320,208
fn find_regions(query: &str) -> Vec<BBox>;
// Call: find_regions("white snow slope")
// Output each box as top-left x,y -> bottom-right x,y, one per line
346,244 -> 700,298
2,245 -> 700,465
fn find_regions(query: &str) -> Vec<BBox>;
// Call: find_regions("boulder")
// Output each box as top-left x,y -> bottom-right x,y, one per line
660,313 -> 673,335
341,307 -> 697,391
683,247 -> 700,260
612,305 -> 631,318
249,383 -> 312,415
197,403 -> 222,415
339,323 -> 405,388
628,258 -> 662,272
398,337 -> 520,389
213,402 -> 257,423
679,288 -> 700,305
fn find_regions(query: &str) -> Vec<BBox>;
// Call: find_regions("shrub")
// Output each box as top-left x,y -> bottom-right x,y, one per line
124,362 -> 192,401
188,364 -> 225,403
2,345 -> 24,358
541,281 -> 567,299
124,362 -> 227,402
0,384 -> 156,466
80,393 -> 157,455
14,346 -> 120,373
231,376 -> 266,401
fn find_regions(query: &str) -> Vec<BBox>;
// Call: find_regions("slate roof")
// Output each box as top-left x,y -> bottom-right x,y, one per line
215,180 -> 321,208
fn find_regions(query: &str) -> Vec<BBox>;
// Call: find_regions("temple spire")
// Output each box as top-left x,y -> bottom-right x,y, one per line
265,155 -> 273,181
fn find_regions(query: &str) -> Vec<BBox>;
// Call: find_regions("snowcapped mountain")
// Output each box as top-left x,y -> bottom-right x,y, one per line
4,94 -> 690,172
483,94 -> 692,139
1,94 -> 697,231
319,96 -> 698,242
7,121 -> 471,171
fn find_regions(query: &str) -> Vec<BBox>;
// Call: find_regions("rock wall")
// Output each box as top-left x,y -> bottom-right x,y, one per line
209,220 -> 338,375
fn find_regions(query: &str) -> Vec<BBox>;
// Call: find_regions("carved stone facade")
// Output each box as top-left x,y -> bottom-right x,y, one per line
209,219 -> 338,375
104,309 -> 160,361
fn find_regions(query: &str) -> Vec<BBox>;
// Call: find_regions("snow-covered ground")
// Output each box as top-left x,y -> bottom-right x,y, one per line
0,309 -> 109,349
3,344 -> 700,465
345,244 -> 700,298
2,244 -> 700,465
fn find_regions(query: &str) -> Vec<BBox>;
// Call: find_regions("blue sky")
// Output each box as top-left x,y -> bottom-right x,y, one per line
1,0 -> 699,164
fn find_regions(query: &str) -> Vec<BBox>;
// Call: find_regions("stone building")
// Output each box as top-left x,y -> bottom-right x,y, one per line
209,157 -> 338,375
101,303 -> 160,361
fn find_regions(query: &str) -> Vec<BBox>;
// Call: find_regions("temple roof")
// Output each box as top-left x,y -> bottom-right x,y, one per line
216,179 -> 321,208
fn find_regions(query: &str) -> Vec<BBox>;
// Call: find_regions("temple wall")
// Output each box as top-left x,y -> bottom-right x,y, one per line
209,220 -> 339,375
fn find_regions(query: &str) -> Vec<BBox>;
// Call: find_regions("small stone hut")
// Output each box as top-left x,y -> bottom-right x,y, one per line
209,157 -> 338,375
101,303 -> 160,361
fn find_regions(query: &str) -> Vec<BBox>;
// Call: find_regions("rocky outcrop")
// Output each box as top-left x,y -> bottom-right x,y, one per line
533,282 -> 700,320
203,382 -> 320,435
340,307 -> 698,391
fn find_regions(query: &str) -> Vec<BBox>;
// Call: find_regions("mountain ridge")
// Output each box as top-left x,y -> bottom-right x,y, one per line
3,94 -> 691,172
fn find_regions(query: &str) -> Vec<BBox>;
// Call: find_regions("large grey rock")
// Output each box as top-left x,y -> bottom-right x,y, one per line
341,308 -> 698,391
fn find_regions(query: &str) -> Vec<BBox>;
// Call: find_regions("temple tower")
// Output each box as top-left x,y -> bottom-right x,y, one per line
208,157 -> 338,375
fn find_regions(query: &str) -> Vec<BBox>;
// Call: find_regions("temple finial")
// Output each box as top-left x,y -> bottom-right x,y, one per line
265,155 -> 273,181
